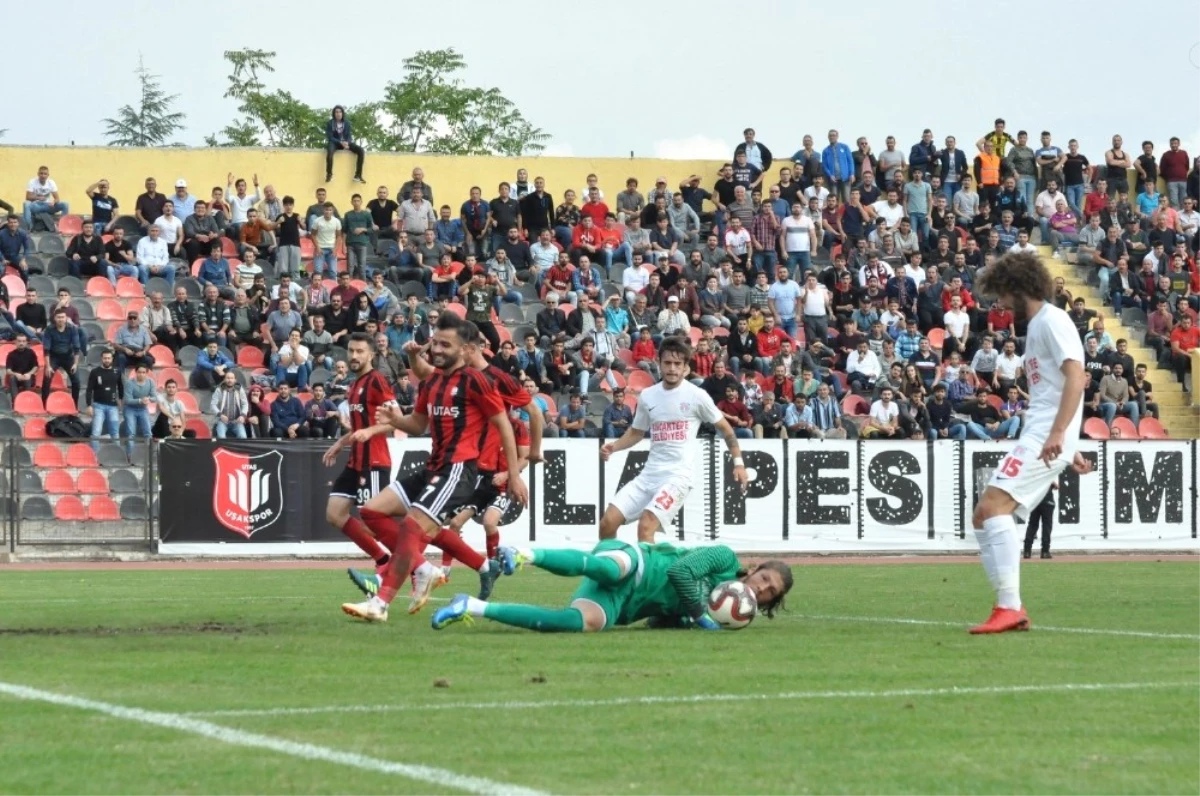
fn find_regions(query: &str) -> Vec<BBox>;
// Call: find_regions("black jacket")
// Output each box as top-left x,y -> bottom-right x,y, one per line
734,141 -> 773,173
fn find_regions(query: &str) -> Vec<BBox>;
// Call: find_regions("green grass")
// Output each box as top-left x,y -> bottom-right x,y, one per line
0,560 -> 1196,795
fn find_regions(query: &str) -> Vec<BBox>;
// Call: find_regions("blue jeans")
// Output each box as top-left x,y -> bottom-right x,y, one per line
1101,401 -> 1139,427
778,316 -> 797,338
138,262 -> 176,288
602,421 -> 629,438
1096,265 -> 1111,297
123,405 -> 152,457
752,250 -> 777,276
493,289 -> 524,314
273,362 -> 311,390
90,403 -> 120,452
733,427 -> 753,439
946,423 -> 968,440
601,243 -> 633,277
314,248 -> 337,277
1065,185 -> 1085,218
1017,177 -> 1037,210
786,251 -> 812,276
553,226 -> 573,250
965,417 -> 1020,440
215,418 -> 248,439
23,200 -> 69,228
943,182 -> 960,202
909,212 -> 928,244
110,260 -> 138,285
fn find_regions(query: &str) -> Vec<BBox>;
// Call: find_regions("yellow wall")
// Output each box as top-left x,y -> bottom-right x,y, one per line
0,146 -> 730,214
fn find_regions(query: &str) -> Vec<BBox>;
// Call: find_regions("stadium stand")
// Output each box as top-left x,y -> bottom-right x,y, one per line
0,130 -> 1196,544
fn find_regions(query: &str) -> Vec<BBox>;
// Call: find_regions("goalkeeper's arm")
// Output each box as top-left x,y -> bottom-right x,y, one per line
665,545 -> 742,624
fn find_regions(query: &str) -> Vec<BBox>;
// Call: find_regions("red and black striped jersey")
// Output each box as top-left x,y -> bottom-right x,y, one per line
475,366 -> 533,473
417,366 -> 504,472
505,417 -> 530,472
346,369 -> 396,470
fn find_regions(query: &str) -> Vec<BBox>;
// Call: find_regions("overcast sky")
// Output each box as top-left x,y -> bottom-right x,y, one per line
8,0 -> 1199,162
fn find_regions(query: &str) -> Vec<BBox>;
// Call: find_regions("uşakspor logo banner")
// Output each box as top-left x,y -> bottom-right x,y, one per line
211,448 -> 284,538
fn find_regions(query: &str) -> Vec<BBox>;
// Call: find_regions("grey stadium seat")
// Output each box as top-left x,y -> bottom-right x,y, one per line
109,469 -> 141,494
120,495 -> 149,520
37,234 -> 65,255
56,275 -> 85,297
21,497 -> 53,520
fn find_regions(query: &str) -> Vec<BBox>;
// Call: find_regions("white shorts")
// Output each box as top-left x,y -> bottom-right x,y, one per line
986,443 -> 1070,520
609,471 -> 692,530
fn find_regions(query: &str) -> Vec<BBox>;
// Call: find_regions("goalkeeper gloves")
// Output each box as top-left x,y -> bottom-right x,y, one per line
693,613 -> 722,631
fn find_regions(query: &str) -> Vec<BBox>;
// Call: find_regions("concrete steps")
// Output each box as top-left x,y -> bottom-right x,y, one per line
1038,247 -> 1198,438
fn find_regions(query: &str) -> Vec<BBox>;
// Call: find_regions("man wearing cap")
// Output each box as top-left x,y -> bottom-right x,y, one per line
172,179 -> 196,220
646,176 -> 672,208
114,310 -> 155,371
658,294 -> 690,337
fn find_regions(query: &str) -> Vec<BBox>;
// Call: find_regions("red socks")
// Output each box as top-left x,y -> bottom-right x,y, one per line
342,515 -> 389,565
440,527 -> 455,568
485,532 -> 499,561
431,529 -> 485,571
378,516 -> 428,604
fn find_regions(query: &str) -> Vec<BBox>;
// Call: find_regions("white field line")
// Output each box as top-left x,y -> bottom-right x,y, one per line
184,681 -> 1196,719
0,595 -> 457,606
794,613 -> 1200,641
0,681 -> 546,796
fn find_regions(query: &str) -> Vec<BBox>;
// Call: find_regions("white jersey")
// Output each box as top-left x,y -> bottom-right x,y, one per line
1018,302 -> 1084,453
632,380 -> 723,482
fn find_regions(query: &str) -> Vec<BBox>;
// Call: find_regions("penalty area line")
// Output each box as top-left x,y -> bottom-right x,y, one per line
793,613 -> 1200,640
0,681 -> 547,796
183,680 -> 1196,719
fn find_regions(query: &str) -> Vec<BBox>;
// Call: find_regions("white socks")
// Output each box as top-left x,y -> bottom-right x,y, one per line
465,596 -> 488,617
975,515 -> 1022,610
413,561 -> 437,579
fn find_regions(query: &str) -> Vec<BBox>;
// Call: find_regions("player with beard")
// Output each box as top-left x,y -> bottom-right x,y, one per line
970,251 -> 1093,634
342,314 -> 528,623
324,332 -> 442,610
390,328 -> 543,606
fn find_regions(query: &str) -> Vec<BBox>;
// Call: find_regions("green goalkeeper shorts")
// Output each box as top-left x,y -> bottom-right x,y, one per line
569,539 -> 640,630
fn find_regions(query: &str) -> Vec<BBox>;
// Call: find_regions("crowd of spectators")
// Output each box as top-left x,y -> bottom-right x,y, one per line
1,122 -> 1198,449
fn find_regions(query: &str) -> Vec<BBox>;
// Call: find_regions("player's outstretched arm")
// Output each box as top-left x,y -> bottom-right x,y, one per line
713,418 -> 749,491
380,404 -> 428,436
666,545 -> 742,630
600,424 -> 645,461
403,342 -> 434,380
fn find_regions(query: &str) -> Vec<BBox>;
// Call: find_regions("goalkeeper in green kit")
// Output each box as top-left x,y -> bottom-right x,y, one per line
430,541 -> 793,632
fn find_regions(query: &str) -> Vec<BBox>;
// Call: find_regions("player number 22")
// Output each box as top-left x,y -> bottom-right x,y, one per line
654,491 -> 675,510
999,456 -> 1023,478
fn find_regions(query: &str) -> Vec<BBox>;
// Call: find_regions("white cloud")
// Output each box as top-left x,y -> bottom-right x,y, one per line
652,135 -> 731,161
539,141 -> 575,157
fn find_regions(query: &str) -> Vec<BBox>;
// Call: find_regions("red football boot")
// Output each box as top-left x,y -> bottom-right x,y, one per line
969,605 -> 1031,634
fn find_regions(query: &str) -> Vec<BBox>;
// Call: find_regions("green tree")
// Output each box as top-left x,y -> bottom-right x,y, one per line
207,47 -> 547,156
102,56 -> 187,147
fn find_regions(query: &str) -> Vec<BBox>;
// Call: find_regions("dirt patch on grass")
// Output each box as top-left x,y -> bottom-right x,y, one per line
0,621 -> 275,637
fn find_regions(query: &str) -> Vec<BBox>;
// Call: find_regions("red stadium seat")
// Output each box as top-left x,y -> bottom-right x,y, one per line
177,391 -> 200,414
44,470 -> 76,494
126,298 -> 147,315
712,326 -> 729,339
65,443 -> 99,468
96,299 -> 126,320
2,274 -> 26,298
1111,417 -> 1140,440
23,417 -> 48,439
623,393 -> 638,412
46,392 -> 78,415
842,395 -> 870,416
77,469 -> 110,494
443,302 -> 466,319
191,259 -> 204,278
58,215 -> 84,235
54,495 -> 89,521
106,323 -> 121,343
599,371 -> 626,393
32,444 -> 65,468
984,394 -> 1003,412
926,328 -> 945,350
150,345 -> 175,367
187,418 -> 212,439
87,277 -> 116,297
116,277 -> 144,297
626,370 -> 656,393
87,495 -> 122,521
237,347 -> 265,368
221,237 -> 238,258
1137,417 -> 1168,439
496,325 -> 512,345
155,368 -> 185,389
14,392 -> 45,414
299,238 -> 315,258
615,349 -> 635,369
1082,417 -> 1110,440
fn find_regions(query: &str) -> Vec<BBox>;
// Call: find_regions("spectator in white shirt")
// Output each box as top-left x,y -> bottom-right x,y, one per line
846,340 -> 882,391
153,200 -> 185,258
622,257 -> 650,305
23,166 -> 68,228
1034,179 -> 1064,242
135,225 -> 175,288
657,295 -> 691,336
871,188 -> 906,233
275,328 -> 312,390
226,172 -> 260,237
863,387 -> 902,438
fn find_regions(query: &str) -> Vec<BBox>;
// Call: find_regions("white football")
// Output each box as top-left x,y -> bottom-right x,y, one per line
707,580 -> 757,629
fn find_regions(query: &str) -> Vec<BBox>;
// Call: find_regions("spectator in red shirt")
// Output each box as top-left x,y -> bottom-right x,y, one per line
1160,137 -> 1191,208
756,314 -> 786,359
580,187 -> 609,227
1168,313 -> 1198,391
690,339 -> 716,382
942,276 -> 976,312
717,385 -> 754,438
570,215 -> 603,264
631,326 -> 659,378
543,253 -> 575,304
986,303 -> 1015,343
767,363 -> 796,403
1083,179 -> 1109,220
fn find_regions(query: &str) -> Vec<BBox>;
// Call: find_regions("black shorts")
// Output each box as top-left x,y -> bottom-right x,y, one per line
390,462 -> 478,524
469,471 -> 511,518
330,466 -> 391,507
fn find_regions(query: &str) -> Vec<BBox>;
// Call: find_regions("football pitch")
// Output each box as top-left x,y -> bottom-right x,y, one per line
0,559 -> 1196,795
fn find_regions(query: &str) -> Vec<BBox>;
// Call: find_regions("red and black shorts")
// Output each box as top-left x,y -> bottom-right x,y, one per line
390,462 -> 479,524
330,466 -> 391,507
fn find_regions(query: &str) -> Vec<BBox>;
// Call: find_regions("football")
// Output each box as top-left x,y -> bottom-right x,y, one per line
707,580 -> 757,629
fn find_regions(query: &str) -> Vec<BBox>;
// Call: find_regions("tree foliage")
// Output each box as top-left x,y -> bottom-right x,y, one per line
205,47 -> 547,156
102,56 -> 187,147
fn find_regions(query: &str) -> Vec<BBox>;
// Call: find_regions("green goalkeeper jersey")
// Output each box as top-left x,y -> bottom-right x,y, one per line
620,543 -> 742,625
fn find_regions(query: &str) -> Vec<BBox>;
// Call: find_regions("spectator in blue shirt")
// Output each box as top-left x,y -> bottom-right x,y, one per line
602,387 -> 633,438
269,382 -> 310,439
821,130 -> 855,204
434,206 -> 464,259
192,340 -> 235,390
0,215 -> 33,282
324,105 -> 364,182
198,243 -> 235,299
